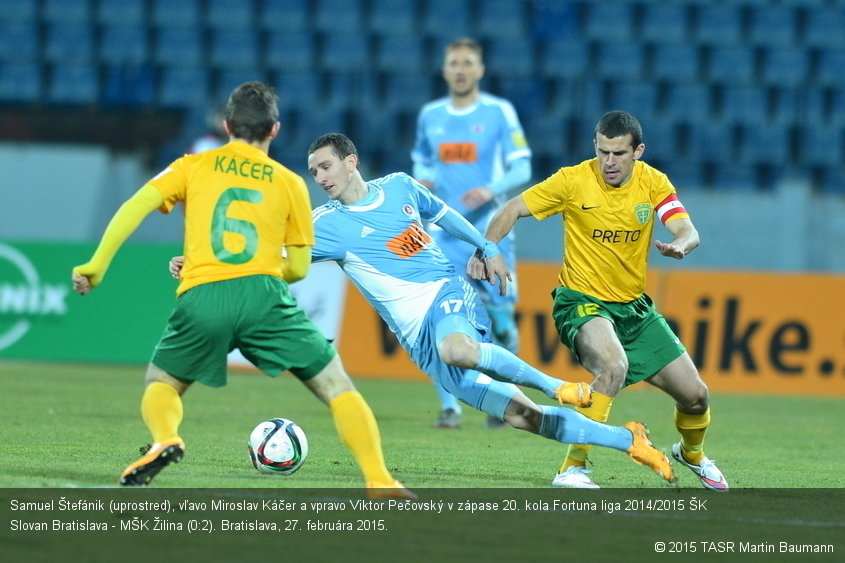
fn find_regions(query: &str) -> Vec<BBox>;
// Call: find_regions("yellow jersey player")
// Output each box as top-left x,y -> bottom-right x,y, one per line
72,82 -> 412,498
472,110 -> 728,491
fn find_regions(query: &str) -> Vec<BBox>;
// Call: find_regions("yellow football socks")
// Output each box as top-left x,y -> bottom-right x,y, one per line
141,381 -> 183,443
329,391 -> 393,484
559,391 -> 614,472
674,407 -> 711,465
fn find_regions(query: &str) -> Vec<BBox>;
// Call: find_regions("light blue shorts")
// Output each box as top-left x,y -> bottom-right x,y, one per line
409,277 -> 519,419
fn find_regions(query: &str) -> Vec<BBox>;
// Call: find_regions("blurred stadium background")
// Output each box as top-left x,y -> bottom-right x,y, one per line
0,0 -> 844,394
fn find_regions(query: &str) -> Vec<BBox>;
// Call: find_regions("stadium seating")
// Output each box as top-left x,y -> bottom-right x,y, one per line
694,4 -> 743,46
42,0 -> 90,25
5,0 -> 845,194
795,125 -> 844,169
815,48 -> 845,88
0,62 -> 41,103
584,3 -> 634,42
705,45 -> 756,85
158,67 -> 209,108
214,68 -> 269,103
486,37 -> 535,77
662,83 -> 713,124
737,122 -> 792,165
606,81 -> 659,127
275,72 -> 322,111
154,27 -> 204,68
261,0 -> 309,33
478,0 -> 528,39
375,34 -> 426,74
383,73 -> 435,113
102,64 -> 156,107
320,34 -> 370,72
496,76 -> 547,120
530,0 -> 580,41
45,23 -> 95,65
650,43 -> 701,84
760,47 -> 808,88
47,64 -> 99,105
265,31 -> 316,72
0,0 -> 37,23
100,24 -> 149,66
315,0 -> 363,33
717,85 -> 769,125
803,8 -> 845,49
595,42 -> 645,81
370,0 -> 417,36
640,3 -> 690,44
206,0 -> 254,30
541,38 -> 589,80
209,29 -> 260,70
96,0 -> 145,26
746,5 -> 796,47
151,0 -> 201,29
423,0 -> 471,41
0,22 -> 39,63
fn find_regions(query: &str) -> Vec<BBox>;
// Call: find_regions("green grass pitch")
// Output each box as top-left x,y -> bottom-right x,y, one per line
2,361 -> 843,563
1,360 -> 843,489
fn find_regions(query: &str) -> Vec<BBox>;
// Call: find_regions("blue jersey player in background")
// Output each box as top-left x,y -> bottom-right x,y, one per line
412,38 -> 531,429
304,133 -> 675,485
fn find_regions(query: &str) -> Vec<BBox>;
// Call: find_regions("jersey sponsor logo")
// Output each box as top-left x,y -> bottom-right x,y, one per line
581,204 -> 600,210
385,222 -> 431,259
511,130 -> 528,148
592,229 -> 643,243
0,243 -> 68,352
471,124 -> 485,134
213,155 -> 274,182
438,142 -> 478,164
634,203 -> 652,225
360,226 -> 375,238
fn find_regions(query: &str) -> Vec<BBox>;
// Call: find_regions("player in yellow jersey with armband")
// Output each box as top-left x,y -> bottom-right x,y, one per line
72,82 -> 413,498
472,111 -> 728,491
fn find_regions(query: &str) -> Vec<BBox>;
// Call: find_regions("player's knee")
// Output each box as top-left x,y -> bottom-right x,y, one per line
679,380 -> 710,413
585,357 -> 628,393
437,334 -> 478,369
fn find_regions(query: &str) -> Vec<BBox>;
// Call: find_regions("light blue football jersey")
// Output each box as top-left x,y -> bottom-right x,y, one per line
411,93 -> 531,226
312,172 -> 461,350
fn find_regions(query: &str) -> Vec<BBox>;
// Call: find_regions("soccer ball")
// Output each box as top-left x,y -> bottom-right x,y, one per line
248,418 -> 308,475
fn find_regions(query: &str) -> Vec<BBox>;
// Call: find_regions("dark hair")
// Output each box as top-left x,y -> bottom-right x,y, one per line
308,132 -> 359,161
595,111 -> 643,148
224,82 -> 279,142
445,37 -> 483,61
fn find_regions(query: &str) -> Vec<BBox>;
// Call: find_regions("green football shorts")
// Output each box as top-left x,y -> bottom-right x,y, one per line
551,286 -> 685,387
152,275 -> 336,387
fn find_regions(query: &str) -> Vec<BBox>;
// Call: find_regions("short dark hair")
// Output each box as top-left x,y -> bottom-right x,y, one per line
595,111 -> 643,148
445,37 -> 483,61
308,132 -> 359,161
224,82 -> 279,142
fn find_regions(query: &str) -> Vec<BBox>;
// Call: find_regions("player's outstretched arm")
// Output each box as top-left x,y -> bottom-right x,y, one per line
655,217 -> 700,260
484,194 -> 531,244
72,184 -> 164,295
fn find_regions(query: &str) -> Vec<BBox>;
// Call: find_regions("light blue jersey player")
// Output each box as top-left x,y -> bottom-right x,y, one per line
412,38 -> 532,428
299,133 -> 677,485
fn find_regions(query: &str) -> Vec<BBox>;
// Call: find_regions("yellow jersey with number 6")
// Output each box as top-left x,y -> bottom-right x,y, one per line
148,141 -> 314,295
522,158 -> 688,302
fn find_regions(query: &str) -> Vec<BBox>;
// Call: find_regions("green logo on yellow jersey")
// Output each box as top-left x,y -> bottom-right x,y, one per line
634,203 -> 652,225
